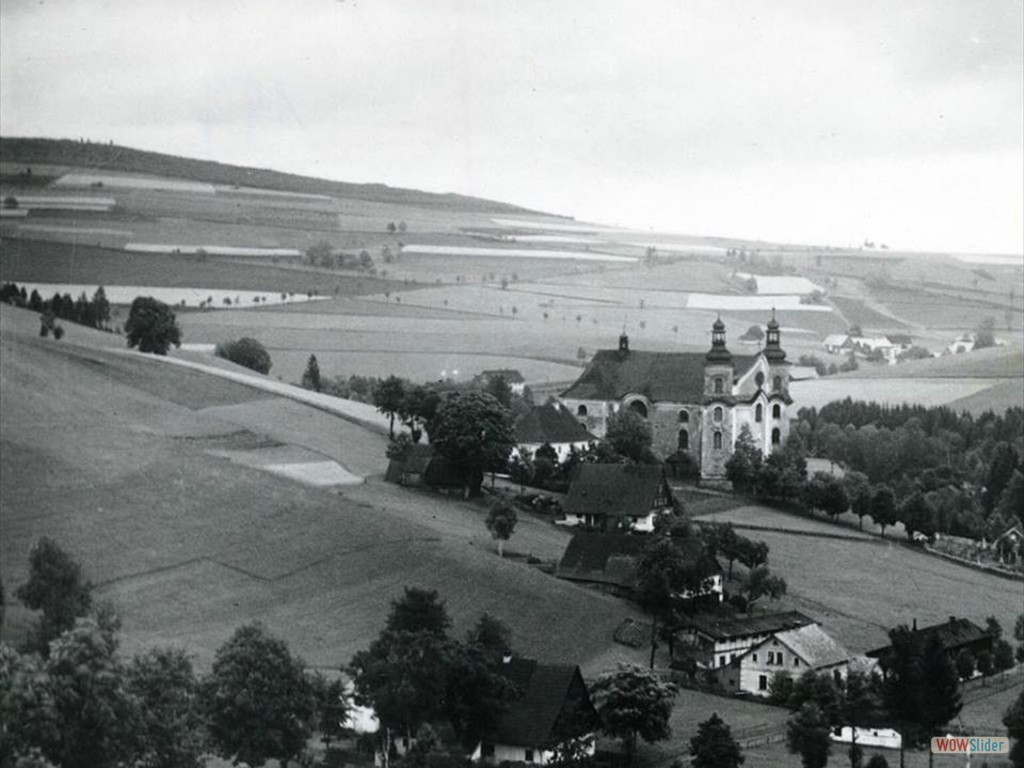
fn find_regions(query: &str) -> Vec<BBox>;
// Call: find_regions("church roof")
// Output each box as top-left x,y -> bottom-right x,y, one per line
560,349 -> 757,403
515,404 -> 595,445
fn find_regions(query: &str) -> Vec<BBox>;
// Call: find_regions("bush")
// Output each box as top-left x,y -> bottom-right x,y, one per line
215,337 -> 272,375
53,325 -> 65,340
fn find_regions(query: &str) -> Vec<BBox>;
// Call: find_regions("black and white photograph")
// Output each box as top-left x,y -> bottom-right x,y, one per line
1,1 -> 1022,767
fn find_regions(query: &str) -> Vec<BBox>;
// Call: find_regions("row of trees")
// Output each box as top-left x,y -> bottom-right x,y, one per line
2,282 -> 112,334
1,538 -> 345,768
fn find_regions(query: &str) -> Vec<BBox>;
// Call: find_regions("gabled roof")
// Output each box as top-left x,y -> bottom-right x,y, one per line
679,611 -> 814,642
886,334 -> 913,346
556,532 -> 718,589
763,624 -> 852,669
822,334 -> 851,348
559,349 -> 757,404
492,658 -> 598,748
479,368 -> 526,384
384,443 -> 434,482
515,404 -> 595,446
563,463 -> 668,517
867,617 -> 991,658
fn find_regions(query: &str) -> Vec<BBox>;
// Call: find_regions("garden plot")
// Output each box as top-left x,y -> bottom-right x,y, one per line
8,195 -> 114,211
13,282 -> 328,308
401,244 -> 636,263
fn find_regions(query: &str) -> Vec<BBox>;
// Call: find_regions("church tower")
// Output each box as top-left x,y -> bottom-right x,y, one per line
762,309 -> 792,452
701,317 -> 735,479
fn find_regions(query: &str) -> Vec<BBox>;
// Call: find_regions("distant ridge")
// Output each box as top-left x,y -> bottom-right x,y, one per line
0,137 -> 547,214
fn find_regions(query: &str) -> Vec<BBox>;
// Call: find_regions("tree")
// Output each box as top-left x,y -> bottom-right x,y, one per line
385,587 -> 452,637
993,639 -> 1016,673
604,409 -> 654,463
804,472 -> 849,521
919,632 -> 962,738
954,649 -> 975,682
128,647 -> 205,768
870,485 -> 897,537
91,286 -> 110,328
429,391 -> 515,498
485,499 -> 518,557
466,613 -> 511,658
974,317 -> 997,349
1016,614 -> 1024,664
726,426 -> 762,494
1004,689 -> 1024,768
214,337 -> 272,374
44,618 -> 142,768
124,297 -> 181,355
374,375 -> 407,439
852,485 -> 872,530
689,712 -> 744,768
301,354 -> 322,392
306,240 -> 333,265
201,623 -> 316,767
310,673 -> 348,749
897,492 -> 935,541
15,537 -> 93,653
975,649 -> 994,683
591,664 -> 677,763
865,757 -> 889,768
742,566 -> 787,606
768,671 -> 795,705
508,448 -> 534,493
786,702 -> 831,768
0,643 -> 60,765
484,375 -> 513,408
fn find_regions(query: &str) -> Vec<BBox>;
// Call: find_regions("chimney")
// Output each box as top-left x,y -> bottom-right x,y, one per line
912,618 -> 917,631
619,332 -> 629,354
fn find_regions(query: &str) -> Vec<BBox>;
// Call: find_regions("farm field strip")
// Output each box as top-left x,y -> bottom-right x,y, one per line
12,224 -> 134,237
622,240 -> 730,254
734,272 -> 824,295
489,217 -> 610,232
12,282 -> 329,308
125,243 -> 302,257
55,172 -> 216,194
686,292 -> 833,311
401,244 -> 638,263
790,377 -> 1007,411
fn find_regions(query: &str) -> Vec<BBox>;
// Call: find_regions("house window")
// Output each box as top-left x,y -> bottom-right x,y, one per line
771,428 -> 781,446
679,410 -> 689,423
678,429 -> 689,451
577,404 -> 588,417
719,655 -> 726,667
730,654 -> 737,663
525,750 -> 534,763
773,375 -> 782,391
629,400 -> 648,418
714,377 -> 724,394
713,431 -> 723,450
755,404 -> 763,422
772,403 -> 781,419
794,658 -> 800,667
759,675 -> 768,691
713,406 -> 723,423
752,653 -> 758,662
834,670 -> 843,686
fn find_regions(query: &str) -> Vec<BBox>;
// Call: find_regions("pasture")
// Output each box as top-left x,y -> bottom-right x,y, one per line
0,308 -> 647,674
790,376 -> 1016,412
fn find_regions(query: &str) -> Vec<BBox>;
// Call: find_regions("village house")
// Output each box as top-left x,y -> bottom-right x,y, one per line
560,463 -> 672,532
823,334 -> 854,355
471,657 -> 599,765
555,531 -> 723,601
715,623 -> 866,696
867,616 -> 993,668
992,522 -> 1024,565
513,404 -> 596,461
384,444 -> 463,492
673,611 -> 814,670
558,316 -> 793,479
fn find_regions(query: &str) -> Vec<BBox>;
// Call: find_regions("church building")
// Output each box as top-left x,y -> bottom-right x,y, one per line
558,316 -> 793,479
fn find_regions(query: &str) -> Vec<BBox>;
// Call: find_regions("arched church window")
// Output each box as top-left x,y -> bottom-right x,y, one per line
755,404 -> 763,423
678,429 -> 689,451
713,431 -> 723,450
772,403 -> 781,419
679,410 -> 689,423
755,371 -> 765,388
713,406 -> 723,423
629,400 -> 648,419
771,428 -> 781,446
773,375 -> 783,392
577,404 -> 588,417
714,377 -> 724,394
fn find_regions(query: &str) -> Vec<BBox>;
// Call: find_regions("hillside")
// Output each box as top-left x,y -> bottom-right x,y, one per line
0,137 -> 543,214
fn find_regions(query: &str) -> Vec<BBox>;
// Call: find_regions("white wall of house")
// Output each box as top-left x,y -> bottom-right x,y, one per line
830,727 -> 902,750
472,737 -> 595,765
513,440 -> 591,462
732,648 -> 850,697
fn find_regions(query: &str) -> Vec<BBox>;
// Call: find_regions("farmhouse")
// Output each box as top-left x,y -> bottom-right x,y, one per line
715,623 -> 862,697
513,404 -> 595,461
992,522 -> 1023,564
384,444 -> 462,491
559,317 -> 793,479
561,463 -> 672,532
471,657 -> 599,766
867,616 -> 993,667
555,532 -> 723,600
673,610 -> 814,670
822,334 -> 853,354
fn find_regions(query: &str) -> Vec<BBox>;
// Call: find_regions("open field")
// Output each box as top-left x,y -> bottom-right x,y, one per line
0,309 -> 647,675
790,376 -> 1020,412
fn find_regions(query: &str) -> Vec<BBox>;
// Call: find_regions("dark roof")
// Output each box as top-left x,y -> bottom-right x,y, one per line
515,404 -> 595,445
384,443 -> 434,482
423,454 -> 464,488
559,349 -> 756,403
886,334 -> 914,345
679,611 -> 814,642
564,463 -> 668,518
867,617 -> 991,659
493,658 -> 598,748
557,532 -> 718,589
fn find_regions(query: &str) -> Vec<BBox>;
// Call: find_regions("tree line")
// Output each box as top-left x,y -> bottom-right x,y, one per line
2,282 -> 112,337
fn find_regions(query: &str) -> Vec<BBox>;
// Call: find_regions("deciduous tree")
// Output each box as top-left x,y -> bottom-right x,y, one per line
604,410 -> 654,463
128,647 -> 205,768
429,391 -> 515,497
214,337 -> 272,374
15,537 -> 92,653
786,702 -> 831,768
374,375 -> 407,439
485,500 -> 518,557
689,712 -> 744,768
124,296 -> 181,355
591,664 -> 677,763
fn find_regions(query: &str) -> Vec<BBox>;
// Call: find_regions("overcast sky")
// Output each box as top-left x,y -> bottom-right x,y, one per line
2,0 -> 1022,254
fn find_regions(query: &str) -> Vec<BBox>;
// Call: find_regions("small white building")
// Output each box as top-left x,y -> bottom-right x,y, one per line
512,404 -> 596,462
830,726 -> 902,751
673,611 -> 814,670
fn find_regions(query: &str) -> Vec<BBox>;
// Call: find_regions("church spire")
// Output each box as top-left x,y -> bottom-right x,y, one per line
763,308 -> 786,362
705,316 -> 733,364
